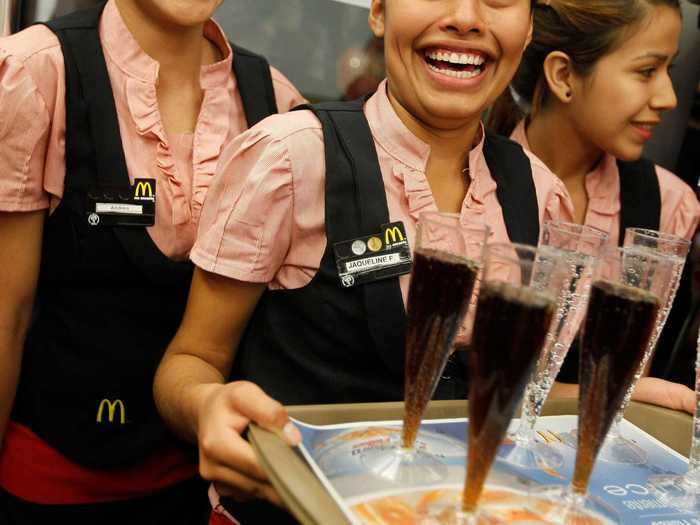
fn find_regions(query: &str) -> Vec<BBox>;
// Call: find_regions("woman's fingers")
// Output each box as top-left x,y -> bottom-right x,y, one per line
200,428 -> 269,482
227,381 -> 301,445
633,377 -> 694,414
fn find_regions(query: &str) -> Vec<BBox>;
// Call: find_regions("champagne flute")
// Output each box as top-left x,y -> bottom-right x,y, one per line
532,247 -> 674,524
362,212 -> 488,484
599,228 -> 690,465
421,243 -> 562,524
648,322 -> 700,511
502,222 -> 607,470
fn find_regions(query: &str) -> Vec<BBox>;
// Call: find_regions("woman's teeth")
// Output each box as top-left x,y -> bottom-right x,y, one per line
427,63 -> 482,79
425,50 -> 486,66
424,50 -> 486,79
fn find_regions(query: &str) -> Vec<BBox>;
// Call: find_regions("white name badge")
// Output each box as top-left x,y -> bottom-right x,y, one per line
95,203 -> 143,215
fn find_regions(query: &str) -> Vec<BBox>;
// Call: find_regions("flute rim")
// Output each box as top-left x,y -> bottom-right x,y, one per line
543,220 -> 610,242
624,227 -> 692,248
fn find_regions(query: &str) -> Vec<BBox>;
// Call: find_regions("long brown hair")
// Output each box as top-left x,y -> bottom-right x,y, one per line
488,0 -> 681,136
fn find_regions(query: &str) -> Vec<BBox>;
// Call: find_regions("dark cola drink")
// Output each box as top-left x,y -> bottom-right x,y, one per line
402,248 -> 479,449
463,281 -> 555,512
573,280 -> 660,493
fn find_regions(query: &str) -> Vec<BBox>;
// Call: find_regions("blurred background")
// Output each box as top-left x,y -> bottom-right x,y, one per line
1,0 -> 696,181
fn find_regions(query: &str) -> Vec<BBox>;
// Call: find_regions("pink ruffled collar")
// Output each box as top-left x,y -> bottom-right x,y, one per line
100,0 -> 232,85
100,0 -> 233,225
365,81 -> 494,220
585,154 -> 621,216
512,120 -> 620,216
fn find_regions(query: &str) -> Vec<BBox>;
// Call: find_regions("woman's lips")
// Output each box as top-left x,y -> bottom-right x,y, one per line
631,122 -> 656,141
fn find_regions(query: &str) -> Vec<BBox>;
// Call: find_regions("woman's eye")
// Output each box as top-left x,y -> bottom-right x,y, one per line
639,68 -> 656,79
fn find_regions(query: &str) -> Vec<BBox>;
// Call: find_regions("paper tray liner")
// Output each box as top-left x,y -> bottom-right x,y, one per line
249,399 -> 691,525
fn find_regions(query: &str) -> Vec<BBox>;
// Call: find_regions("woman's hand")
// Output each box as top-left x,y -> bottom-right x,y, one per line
153,269 -> 291,505
195,381 -> 301,507
631,376 -> 695,414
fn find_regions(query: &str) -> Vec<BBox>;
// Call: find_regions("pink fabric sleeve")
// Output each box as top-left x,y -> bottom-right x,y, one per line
190,125 -> 295,283
656,165 -> 700,242
0,46 -> 51,211
270,67 -> 307,112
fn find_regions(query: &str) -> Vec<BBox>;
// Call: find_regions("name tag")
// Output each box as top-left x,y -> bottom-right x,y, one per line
333,221 -> 412,288
86,178 -> 156,227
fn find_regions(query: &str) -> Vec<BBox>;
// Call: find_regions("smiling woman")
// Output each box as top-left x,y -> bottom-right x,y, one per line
488,0 -> 699,409
151,0 -> 575,523
377,0 -> 533,137
490,0 -> 698,241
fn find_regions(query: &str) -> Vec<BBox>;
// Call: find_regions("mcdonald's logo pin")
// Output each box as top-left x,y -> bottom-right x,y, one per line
96,399 -> 126,424
384,225 -> 405,245
133,179 -> 155,201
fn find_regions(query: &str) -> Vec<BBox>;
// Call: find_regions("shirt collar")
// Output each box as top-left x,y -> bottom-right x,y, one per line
510,119 -> 531,150
511,120 -> 620,215
465,123 -> 492,204
100,0 -> 232,88
364,80 -> 431,172
586,154 -> 621,215
365,80 -> 487,175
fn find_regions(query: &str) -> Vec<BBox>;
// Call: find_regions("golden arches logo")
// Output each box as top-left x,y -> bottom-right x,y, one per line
384,226 -> 404,245
96,399 -> 126,424
134,181 -> 153,199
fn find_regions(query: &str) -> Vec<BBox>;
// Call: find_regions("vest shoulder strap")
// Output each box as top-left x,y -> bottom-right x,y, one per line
44,2 -> 103,30
231,43 -> 279,128
295,99 -> 406,375
617,158 -> 661,246
43,3 -> 123,192
483,132 -> 540,246
293,98 -> 373,240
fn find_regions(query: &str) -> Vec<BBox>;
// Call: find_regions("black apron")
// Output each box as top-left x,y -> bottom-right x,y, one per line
12,3 -> 278,471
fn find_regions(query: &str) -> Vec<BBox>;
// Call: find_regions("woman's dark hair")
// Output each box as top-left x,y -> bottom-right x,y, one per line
488,0 -> 681,136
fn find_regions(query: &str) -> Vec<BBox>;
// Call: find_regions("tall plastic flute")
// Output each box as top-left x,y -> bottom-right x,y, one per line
502,222 -> 607,470
601,228 -> 689,465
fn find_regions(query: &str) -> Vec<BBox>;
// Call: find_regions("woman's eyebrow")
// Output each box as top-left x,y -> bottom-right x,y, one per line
632,50 -> 680,62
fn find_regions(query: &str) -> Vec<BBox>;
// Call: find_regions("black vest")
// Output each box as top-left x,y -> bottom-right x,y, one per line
618,158 -> 662,244
230,100 -> 540,406
12,4 -> 278,469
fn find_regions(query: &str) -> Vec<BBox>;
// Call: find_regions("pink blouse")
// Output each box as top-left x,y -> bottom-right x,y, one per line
511,121 -> 700,245
192,80 -> 575,307
0,0 -> 306,259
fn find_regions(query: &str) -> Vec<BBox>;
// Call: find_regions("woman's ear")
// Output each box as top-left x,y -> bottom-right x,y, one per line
368,0 -> 386,39
543,50 -> 575,103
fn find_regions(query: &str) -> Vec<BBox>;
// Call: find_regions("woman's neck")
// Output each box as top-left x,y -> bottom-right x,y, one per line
386,88 -> 480,213
527,108 -> 604,224
386,88 -> 480,174
526,108 -> 604,185
114,0 -> 218,85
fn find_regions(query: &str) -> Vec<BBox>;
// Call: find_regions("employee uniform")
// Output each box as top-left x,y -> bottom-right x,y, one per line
192,81 -> 574,523
0,1 -> 305,523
